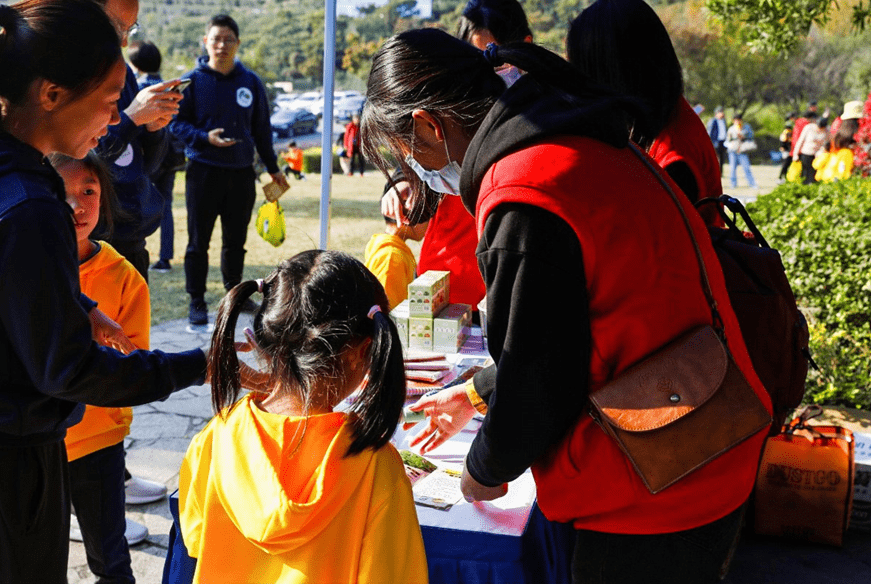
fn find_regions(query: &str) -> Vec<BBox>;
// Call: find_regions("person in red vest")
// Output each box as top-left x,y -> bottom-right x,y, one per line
361,28 -> 771,583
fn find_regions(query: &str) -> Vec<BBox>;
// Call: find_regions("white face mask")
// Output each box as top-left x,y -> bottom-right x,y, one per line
405,119 -> 462,196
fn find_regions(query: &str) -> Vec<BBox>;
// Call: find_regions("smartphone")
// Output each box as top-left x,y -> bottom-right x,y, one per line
165,78 -> 192,93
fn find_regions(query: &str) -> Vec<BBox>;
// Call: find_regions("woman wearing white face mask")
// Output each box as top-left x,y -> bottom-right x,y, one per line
362,29 -> 771,584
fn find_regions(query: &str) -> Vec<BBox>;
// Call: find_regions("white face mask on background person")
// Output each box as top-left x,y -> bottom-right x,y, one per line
405,118 -> 462,196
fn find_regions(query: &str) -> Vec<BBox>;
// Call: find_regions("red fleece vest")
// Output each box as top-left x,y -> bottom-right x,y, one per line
474,136 -> 771,534
419,194 -> 486,307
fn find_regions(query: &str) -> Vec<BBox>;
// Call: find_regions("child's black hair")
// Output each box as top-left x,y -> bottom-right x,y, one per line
210,250 -> 407,456
48,151 -> 122,237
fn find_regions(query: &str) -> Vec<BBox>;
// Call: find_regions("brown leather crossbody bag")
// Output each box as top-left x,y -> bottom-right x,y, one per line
589,145 -> 771,494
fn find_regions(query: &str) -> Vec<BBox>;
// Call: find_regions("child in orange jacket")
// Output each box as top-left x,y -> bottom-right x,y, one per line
179,250 -> 427,583
52,152 -> 155,581
281,141 -> 305,180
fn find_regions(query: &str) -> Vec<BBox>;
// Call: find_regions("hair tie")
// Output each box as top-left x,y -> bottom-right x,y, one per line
367,305 -> 382,319
256,279 -> 265,294
482,42 -> 503,68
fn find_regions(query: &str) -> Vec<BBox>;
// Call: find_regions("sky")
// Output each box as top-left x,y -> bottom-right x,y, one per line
336,0 -> 432,19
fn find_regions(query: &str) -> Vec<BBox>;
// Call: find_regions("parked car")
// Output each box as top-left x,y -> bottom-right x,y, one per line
274,92 -> 297,111
270,108 -> 318,138
287,91 -> 323,116
334,95 -> 366,121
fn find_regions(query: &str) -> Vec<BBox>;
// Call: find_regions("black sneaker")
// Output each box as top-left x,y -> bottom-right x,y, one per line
239,298 -> 259,313
189,300 -> 208,325
149,259 -> 171,273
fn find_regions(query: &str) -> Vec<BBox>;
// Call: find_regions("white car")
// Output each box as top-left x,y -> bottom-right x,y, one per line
287,91 -> 323,116
334,95 -> 366,121
273,92 -> 297,110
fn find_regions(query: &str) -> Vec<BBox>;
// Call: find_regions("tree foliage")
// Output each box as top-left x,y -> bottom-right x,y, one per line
706,0 -> 871,55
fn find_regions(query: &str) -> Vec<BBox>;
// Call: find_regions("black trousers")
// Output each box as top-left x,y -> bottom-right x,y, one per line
799,153 -> 817,185
69,442 -> 134,584
571,503 -> 745,584
715,142 -> 727,177
0,440 -> 70,584
349,150 -> 365,175
184,161 -> 256,299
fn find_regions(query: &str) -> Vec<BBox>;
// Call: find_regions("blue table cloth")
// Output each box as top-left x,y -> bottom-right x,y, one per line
163,490 -> 574,584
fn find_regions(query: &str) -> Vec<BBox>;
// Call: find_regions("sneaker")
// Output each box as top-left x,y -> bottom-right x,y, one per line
70,514 -> 83,542
239,298 -> 259,313
125,518 -> 148,546
189,299 -> 208,325
125,476 -> 167,505
149,259 -> 171,273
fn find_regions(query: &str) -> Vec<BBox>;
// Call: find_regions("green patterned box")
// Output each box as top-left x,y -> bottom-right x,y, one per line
409,315 -> 433,350
433,303 -> 472,353
408,270 -> 450,316
389,299 -> 410,351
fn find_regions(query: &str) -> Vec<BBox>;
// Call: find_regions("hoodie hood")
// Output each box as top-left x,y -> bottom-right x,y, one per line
459,75 -> 634,215
183,395 -> 376,555
194,54 -> 243,79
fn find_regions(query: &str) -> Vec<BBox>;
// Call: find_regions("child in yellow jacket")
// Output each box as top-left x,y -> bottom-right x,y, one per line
51,152 -> 151,581
179,250 -> 428,583
364,179 -> 431,310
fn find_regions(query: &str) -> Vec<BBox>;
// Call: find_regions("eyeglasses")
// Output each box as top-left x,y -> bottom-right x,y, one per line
207,36 -> 239,46
114,20 -> 139,41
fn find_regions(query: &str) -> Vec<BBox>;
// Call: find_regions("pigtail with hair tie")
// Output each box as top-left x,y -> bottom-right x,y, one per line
482,42 -> 504,68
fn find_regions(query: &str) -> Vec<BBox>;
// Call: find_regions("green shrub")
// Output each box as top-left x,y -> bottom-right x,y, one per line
302,147 -> 343,174
747,179 -> 871,409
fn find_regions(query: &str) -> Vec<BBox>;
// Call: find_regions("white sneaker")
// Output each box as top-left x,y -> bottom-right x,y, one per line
125,476 -> 167,505
125,518 -> 148,546
70,514 -> 83,542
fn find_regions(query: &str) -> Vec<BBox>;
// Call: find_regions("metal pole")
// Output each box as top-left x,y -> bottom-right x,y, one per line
319,0 -> 337,250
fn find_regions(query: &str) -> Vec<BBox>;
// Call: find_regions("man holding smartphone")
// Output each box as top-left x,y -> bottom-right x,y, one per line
169,14 -> 288,326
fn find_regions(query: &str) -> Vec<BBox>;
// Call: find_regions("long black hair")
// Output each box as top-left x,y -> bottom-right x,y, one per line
0,0 -> 121,107
362,28 -> 635,200
457,0 -> 532,45
566,0 -> 683,149
209,250 -> 406,456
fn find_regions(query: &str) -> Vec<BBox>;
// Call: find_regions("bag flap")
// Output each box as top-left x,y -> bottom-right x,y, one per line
590,326 -> 728,431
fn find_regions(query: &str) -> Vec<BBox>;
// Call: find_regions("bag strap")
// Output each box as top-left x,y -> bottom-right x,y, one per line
627,143 -> 723,332
696,195 -> 770,249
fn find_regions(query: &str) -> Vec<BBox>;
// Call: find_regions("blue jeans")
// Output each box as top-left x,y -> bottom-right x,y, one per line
571,503 -> 745,584
69,442 -> 134,584
728,151 -> 756,188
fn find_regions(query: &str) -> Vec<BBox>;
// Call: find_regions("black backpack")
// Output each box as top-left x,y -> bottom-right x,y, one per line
697,195 -> 816,434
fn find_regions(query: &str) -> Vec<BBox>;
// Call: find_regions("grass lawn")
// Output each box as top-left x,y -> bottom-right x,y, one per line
144,170 -> 422,324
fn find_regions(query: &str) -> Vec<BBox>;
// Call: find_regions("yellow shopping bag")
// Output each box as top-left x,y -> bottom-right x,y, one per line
255,201 -> 285,247
786,159 -> 802,183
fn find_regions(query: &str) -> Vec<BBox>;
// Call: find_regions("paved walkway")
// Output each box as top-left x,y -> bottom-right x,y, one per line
68,163 -> 871,582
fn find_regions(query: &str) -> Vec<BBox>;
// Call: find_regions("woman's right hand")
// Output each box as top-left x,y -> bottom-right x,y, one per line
406,385 -> 478,454
381,181 -> 411,225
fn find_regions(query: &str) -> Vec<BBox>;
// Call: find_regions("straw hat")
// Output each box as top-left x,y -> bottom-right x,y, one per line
842,100 -> 864,120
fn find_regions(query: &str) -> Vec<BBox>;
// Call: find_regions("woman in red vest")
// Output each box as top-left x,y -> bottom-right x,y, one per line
567,0 -> 723,226
361,29 -> 771,584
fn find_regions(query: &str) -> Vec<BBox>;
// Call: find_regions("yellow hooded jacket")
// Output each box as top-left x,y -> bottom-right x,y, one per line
179,394 -> 428,583
364,233 -> 416,310
64,242 -> 149,461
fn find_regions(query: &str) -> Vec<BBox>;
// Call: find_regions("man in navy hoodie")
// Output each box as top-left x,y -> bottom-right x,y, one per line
170,14 -> 288,325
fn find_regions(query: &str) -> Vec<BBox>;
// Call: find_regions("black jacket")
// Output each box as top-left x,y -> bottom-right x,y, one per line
0,132 -> 206,445
459,76 -> 631,486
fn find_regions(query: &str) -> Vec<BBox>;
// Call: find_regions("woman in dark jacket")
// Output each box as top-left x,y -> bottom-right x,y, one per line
361,28 -> 771,584
0,2 -> 207,580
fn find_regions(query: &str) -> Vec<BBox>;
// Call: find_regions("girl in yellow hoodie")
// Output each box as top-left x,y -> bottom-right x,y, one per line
51,152 -> 150,582
179,250 -> 428,583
